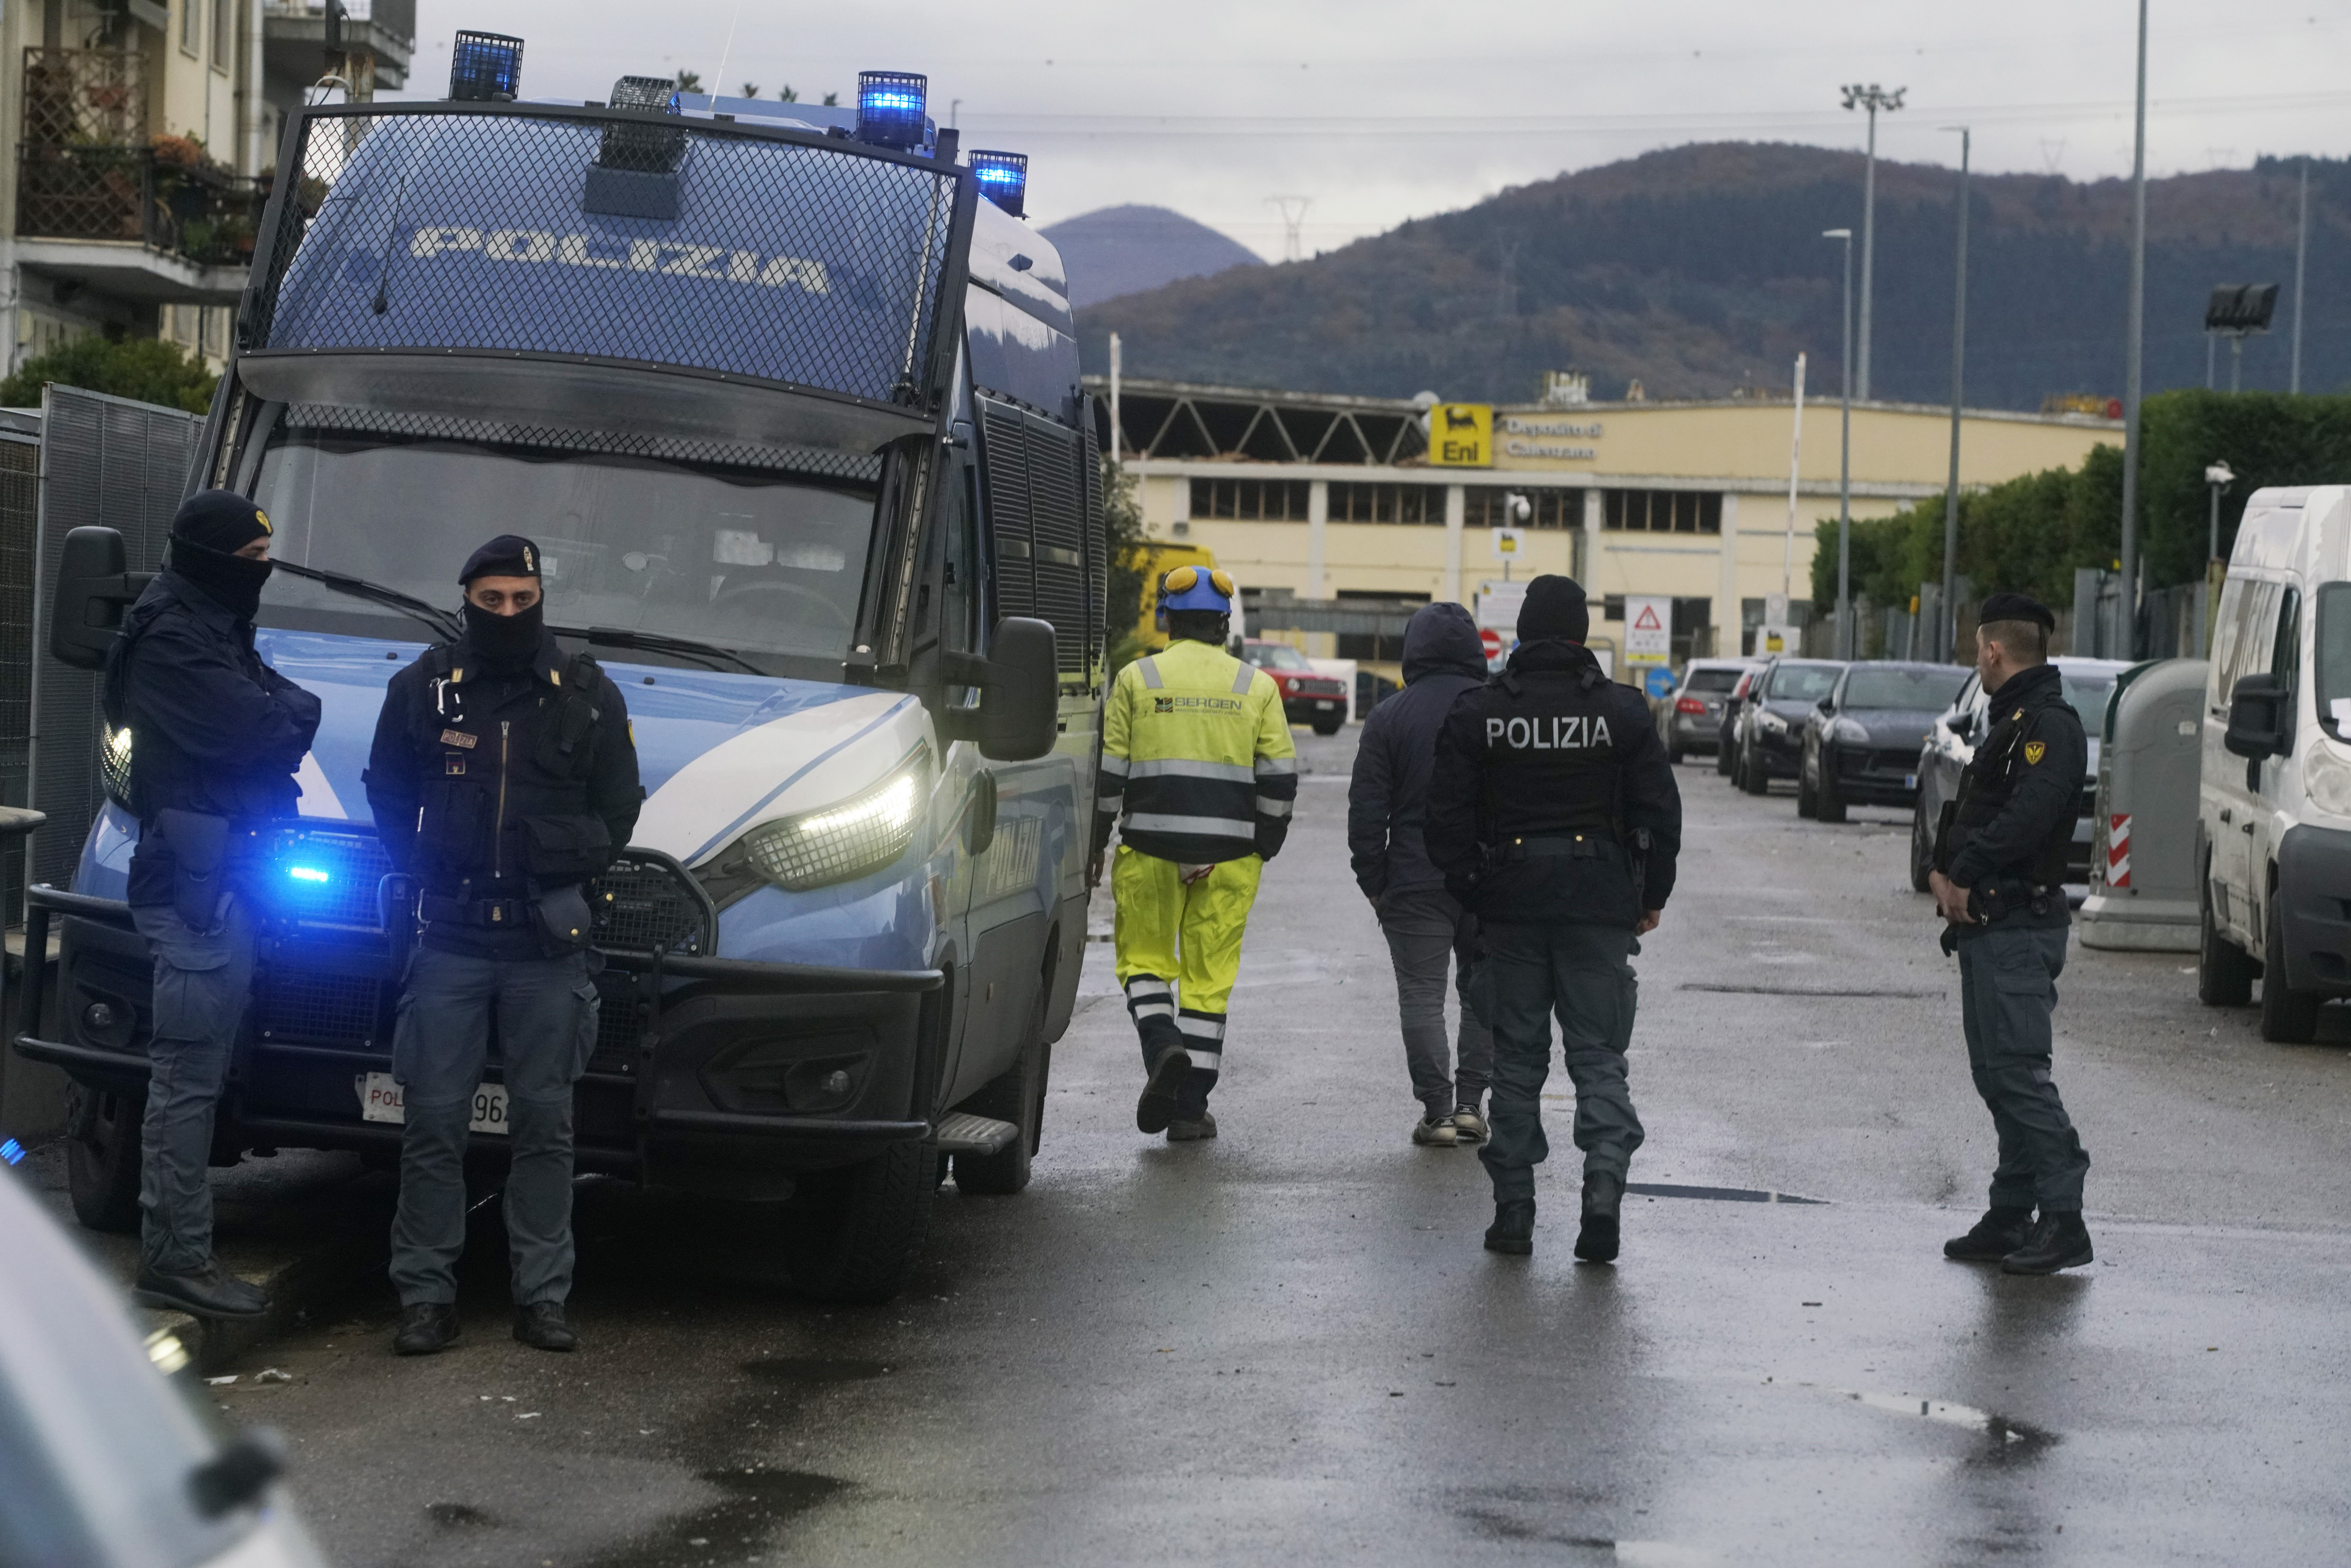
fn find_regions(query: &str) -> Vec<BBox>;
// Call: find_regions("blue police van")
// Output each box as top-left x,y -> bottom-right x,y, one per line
23,47 -> 1106,1302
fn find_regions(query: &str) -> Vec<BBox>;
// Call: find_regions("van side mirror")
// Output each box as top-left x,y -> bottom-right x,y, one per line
974,617 -> 1058,762
1815,696 -> 1833,713
49,526 -> 151,672
2224,673 -> 2290,759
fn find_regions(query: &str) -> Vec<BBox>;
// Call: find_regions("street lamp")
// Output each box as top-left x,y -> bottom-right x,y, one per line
1823,228 -> 1855,659
1940,126 -> 1970,665
2204,284 -> 2279,393
1840,82 -> 1905,403
2205,461 -> 2235,562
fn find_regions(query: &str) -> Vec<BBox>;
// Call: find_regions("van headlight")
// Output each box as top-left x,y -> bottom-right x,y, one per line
734,748 -> 930,891
2306,743 -> 2351,818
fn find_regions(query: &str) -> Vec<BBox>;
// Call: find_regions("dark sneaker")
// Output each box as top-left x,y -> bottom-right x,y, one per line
1943,1205 -> 2035,1262
1136,1044 -> 1193,1135
393,1302 -> 460,1356
1484,1198 -> 1535,1255
512,1302 -> 578,1352
1166,1111 -> 1218,1143
134,1260 -> 269,1320
1574,1172 -> 1625,1264
2002,1211 -> 2093,1275
1449,1105 -> 1489,1144
1412,1114 -> 1459,1147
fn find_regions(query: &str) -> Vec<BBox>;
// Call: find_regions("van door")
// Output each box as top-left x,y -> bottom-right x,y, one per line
2249,584 -> 2302,955
2205,577 -> 2280,942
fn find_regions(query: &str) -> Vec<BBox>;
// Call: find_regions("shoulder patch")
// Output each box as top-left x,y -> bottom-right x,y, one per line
2023,740 -> 2046,764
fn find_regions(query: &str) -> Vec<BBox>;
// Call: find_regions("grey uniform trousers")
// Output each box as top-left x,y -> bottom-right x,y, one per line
1476,921 -> 1645,1203
389,943 -> 598,1308
1956,922 -> 2089,1212
1376,884 -> 1493,1118
130,895 -> 258,1275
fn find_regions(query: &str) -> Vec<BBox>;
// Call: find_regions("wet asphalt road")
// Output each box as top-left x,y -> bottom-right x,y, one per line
208,727 -> 2351,1566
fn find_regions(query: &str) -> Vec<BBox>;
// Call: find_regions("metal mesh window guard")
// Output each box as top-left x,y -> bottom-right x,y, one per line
250,106 -> 959,409
280,404 -> 883,485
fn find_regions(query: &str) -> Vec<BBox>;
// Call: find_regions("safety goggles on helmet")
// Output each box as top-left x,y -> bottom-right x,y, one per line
1156,564 -> 1236,628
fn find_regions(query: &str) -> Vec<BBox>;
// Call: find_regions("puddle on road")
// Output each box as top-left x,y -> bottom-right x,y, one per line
739,1357 -> 889,1385
1798,1383 -> 2054,1461
1626,1182 -> 1826,1206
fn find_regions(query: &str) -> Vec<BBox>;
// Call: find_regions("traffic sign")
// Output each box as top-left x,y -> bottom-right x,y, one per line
1479,627 -> 1504,663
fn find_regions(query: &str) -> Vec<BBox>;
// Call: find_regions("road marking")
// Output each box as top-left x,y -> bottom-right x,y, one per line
1680,983 -> 1944,999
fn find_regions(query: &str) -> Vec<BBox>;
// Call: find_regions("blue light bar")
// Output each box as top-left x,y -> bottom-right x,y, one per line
288,866 -> 330,884
449,30 -> 524,102
1,1137 -> 22,1166
969,150 -> 1028,218
856,71 -> 928,150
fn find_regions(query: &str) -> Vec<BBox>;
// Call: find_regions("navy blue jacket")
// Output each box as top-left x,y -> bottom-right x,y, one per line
1348,602 -> 1489,899
104,570 -> 321,907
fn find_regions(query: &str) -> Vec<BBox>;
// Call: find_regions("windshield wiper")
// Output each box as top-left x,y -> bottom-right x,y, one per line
271,561 -> 461,642
548,624 -> 765,676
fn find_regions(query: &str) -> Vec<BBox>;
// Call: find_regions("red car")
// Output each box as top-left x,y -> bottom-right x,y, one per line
1241,639 -> 1349,734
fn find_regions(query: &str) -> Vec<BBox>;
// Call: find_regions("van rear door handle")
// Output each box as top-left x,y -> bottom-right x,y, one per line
2218,808 -> 2232,824
2242,821 -> 2255,835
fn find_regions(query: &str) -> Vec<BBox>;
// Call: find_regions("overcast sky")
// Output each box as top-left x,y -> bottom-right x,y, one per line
398,1 -> 2351,259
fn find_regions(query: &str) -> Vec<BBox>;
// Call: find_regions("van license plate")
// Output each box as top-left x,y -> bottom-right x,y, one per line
357,1071 -> 509,1136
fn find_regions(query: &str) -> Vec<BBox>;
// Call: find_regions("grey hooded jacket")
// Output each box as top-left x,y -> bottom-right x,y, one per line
1347,602 -> 1489,899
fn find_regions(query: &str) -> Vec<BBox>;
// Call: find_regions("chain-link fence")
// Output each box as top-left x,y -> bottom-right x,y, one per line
249,105 -> 962,409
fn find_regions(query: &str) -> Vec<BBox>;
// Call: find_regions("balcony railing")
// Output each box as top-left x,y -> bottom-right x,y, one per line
16,144 -> 267,269
262,0 -> 415,49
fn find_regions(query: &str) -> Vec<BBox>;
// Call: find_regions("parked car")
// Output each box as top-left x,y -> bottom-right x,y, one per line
1798,661 -> 1972,821
1659,658 -> 1757,764
1907,656 -> 2130,893
1717,666 -> 1761,777
1241,639 -> 1351,734
1733,658 -> 1847,793
2196,484 -> 2351,1042
0,1167 -> 326,1568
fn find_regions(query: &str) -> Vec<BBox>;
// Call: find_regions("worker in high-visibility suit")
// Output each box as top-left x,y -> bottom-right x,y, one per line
1089,566 -> 1297,1142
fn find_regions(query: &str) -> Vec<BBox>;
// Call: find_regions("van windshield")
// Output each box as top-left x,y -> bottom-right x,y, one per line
250,433 -> 879,664
2315,583 -> 2351,735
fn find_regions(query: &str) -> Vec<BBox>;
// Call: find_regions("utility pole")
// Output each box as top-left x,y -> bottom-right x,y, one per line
1826,227 -> 1855,658
1108,332 -> 1123,468
1782,353 -> 1807,600
2292,159 -> 2309,394
1940,128 -> 1969,665
1840,83 -> 1905,403
2118,0 -> 2148,657
1265,196 -> 1311,263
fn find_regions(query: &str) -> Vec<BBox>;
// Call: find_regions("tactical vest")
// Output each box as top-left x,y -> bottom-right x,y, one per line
1948,682 -> 2075,892
1459,659 -> 1640,925
406,644 -> 611,888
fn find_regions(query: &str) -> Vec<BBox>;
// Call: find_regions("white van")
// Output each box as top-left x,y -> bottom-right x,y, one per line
2196,485 -> 2351,1041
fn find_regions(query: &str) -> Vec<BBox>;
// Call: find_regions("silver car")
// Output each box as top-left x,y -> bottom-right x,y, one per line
1907,657 -> 2131,893
1658,658 -> 1759,763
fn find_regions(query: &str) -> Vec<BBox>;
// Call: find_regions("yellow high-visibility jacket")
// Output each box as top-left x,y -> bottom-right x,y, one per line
1093,639 -> 1298,864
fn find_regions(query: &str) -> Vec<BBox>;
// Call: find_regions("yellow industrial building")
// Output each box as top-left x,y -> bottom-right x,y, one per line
1096,377 -> 2120,681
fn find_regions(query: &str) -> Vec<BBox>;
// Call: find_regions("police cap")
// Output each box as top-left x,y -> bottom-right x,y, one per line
460,534 -> 541,585
1977,591 -> 2055,631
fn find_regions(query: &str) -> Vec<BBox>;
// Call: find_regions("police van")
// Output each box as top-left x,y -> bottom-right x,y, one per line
23,45 -> 1107,1302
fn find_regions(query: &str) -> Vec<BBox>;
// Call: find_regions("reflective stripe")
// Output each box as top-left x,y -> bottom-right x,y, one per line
1181,1047 -> 1224,1072
1136,657 -> 1164,690
1123,813 -> 1256,839
1129,1000 -> 1176,1020
1130,758 -> 1255,783
1176,1012 -> 1227,1041
1230,663 -> 1257,695
1253,755 -> 1299,776
1097,754 -> 1131,777
1255,797 -> 1294,818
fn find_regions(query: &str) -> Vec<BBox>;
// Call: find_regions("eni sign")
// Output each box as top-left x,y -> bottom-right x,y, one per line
1428,403 -> 1492,467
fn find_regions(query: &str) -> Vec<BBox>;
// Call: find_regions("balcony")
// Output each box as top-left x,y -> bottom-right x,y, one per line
263,0 -> 413,92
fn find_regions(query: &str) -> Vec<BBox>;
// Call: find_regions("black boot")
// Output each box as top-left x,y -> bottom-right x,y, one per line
1135,1044 -> 1191,1135
2002,1211 -> 2093,1275
1484,1198 -> 1535,1255
513,1301 -> 578,1352
393,1302 -> 460,1356
134,1259 -> 270,1319
1943,1205 -> 2034,1262
1575,1173 -> 1623,1264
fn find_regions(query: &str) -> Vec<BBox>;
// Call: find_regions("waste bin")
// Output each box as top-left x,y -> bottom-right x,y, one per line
2079,658 -> 2205,951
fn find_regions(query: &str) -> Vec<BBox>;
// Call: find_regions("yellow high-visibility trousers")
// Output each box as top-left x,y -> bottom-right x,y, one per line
1111,845 -> 1264,1106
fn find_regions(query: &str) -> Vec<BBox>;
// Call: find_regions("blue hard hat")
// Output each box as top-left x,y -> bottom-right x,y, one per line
1156,564 -> 1235,619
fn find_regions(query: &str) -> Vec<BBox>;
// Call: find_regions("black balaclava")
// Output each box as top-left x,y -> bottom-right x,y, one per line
1516,574 -> 1591,644
458,533 -> 545,673
167,489 -> 274,621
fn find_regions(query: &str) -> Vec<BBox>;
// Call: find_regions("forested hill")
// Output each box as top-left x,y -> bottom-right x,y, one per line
1075,143 -> 2351,412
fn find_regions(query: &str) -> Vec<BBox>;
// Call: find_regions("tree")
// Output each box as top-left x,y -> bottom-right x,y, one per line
776,85 -> 799,102
1102,458 -> 1150,678
673,69 -> 702,93
0,334 -> 217,416
739,82 -> 759,98
821,91 -> 837,107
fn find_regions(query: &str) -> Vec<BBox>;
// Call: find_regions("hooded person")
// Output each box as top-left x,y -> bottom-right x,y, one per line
101,489 -> 323,1320
1347,602 -> 1497,1147
363,533 -> 643,1357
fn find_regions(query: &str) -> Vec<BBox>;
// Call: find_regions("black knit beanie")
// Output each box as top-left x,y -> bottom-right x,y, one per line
1516,574 -> 1590,643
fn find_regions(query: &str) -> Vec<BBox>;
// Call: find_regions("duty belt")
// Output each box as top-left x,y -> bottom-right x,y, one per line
1501,834 -> 1619,863
419,892 -> 533,928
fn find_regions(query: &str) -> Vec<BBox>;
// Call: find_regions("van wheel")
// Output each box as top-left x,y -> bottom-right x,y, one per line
1815,766 -> 1847,824
2197,869 -> 2254,1006
784,1137 -> 937,1304
66,1082 -> 144,1234
1908,801 -> 1935,893
2259,890 -> 2321,1042
954,991 -> 1047,1196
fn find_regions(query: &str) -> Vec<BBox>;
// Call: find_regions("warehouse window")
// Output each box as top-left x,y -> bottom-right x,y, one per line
1466,489 -> 1583,531
1190,478 -> 1311,522
1603,489 -> 1721,534
1328,482 -> 1446,525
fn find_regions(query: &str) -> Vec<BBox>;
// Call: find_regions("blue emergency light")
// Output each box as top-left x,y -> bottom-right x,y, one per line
856,71 -> 928,149
288,866 -> 330,885
449,30 -> 524,102
969,150 -> 1028,218
0,1137 -> 22,1166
